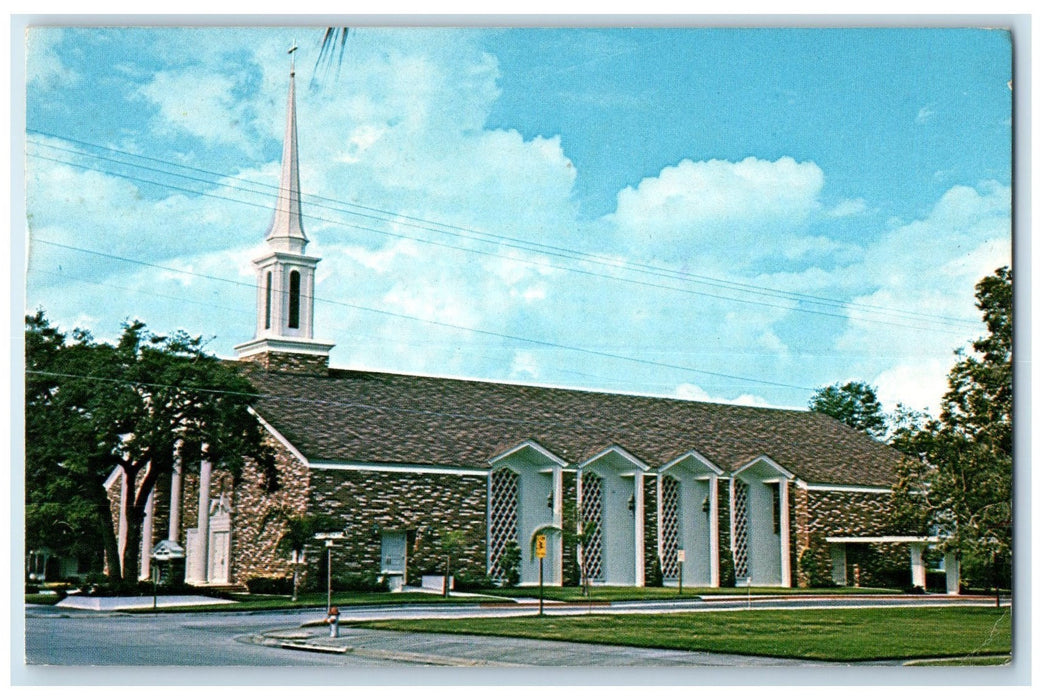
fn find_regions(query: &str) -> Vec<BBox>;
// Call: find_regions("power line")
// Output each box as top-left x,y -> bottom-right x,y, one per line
31,238 -> 815,392
26,150 -> 979,339
26,130 -> 981,331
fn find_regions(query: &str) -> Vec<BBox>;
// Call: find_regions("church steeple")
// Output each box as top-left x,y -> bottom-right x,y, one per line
266,45 -> 308,254
235,47 -> 334,375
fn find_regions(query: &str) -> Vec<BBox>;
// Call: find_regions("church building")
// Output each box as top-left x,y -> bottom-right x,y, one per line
107,61 -> 960,595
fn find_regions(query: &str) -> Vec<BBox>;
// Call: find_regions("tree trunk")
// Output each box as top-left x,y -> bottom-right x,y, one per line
122,504 -> 144,584
443,554 -> 451,597
95,498 -> 122,583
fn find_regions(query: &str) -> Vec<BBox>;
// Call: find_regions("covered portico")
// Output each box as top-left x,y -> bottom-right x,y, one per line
730,456 -> 792,587
577,446 -> 649,586
657,450 -> 722,587
487,440 -> 565,586
825,535 -> 960,594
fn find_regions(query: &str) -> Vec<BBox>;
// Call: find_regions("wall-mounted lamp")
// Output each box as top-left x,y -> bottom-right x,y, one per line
627,494 -> 635,513
547,491 -> 554,509
702,497 -> 711,514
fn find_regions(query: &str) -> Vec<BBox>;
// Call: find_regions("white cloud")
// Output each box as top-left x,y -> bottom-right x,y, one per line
604,156 -> 825,267
137,71 -> 262,152
916,104 -> 936,125
827,198 -> 868,218
26,28 -> 80,90
675,383 -> 773,408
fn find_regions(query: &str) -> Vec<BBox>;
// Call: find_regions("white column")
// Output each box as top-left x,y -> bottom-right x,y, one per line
117,471 -> 129,576
139,490 -> 154,580
634,472 -> 645,586
909,543 -> 927,589
709,474 -> 720,587
943,552 -> 961,594
553,464 -> 563,585
168,458 -> 182,542
190,454 -> 213,583
779,478 -> 791,587
655,474 -> 663,562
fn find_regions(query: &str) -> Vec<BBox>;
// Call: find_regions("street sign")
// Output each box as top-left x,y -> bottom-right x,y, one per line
677,549 -> 685,563
535,535 -> 547,559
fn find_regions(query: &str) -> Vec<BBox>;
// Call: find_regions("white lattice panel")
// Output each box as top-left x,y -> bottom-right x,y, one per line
488,469 -> 519,580
733,480 -> 750,580
580,472 -> 604,582
660,476 -> 680,579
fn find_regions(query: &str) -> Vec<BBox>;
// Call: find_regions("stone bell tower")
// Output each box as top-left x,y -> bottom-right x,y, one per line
235,46 -> 334,374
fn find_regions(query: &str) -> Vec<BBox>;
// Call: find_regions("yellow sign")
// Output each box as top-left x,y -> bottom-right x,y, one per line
535,535 -> 547,559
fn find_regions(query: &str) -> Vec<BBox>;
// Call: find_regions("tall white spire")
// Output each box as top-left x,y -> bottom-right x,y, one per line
236,46 -> 334,373
266,45 -> 308,254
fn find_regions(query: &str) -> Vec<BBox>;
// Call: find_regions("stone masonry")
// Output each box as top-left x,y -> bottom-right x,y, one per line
306,468 -> 488,586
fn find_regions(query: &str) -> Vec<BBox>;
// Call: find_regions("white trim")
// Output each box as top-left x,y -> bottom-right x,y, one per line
234,336 -> 335,358
488,440 -> 568,468
103,466 -> 122,491
709,474 -> 720,587
249,407 -> 310,466
660,449 -> 724,475
575,445 -> 650,472
732,455 -> 795,480
797,481 -> 892,494
309,461 -> 488,476
634,471 -> 645,586
825,536 -> 939,544
779,478 -> 791,588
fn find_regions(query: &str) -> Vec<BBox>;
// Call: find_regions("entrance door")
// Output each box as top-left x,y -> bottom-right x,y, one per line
208,528 -> 230,584
381,531 -> 407,574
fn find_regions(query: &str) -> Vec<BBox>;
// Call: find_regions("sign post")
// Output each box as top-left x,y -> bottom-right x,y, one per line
315,532 -> 345,614
677,549 -> 685,595
535,535 -> 547,616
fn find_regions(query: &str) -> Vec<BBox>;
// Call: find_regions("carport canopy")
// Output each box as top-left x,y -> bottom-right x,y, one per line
824,536 -> 960,594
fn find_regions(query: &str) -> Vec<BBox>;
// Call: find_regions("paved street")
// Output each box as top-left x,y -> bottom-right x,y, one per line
20,594 -> 1008,682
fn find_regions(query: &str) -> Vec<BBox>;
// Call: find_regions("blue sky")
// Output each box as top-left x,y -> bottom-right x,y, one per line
23,26 -> 1012,416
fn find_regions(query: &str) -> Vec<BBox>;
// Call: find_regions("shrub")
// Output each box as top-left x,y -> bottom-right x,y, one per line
798,545 -> 835,588
498,541 -> 521,586
454,571 -> 494,592
564,554 -> 581,587
245,577 -> 294,595
719,547 -> 736,587
647,556 -> 664,587
333,572 -> 389,593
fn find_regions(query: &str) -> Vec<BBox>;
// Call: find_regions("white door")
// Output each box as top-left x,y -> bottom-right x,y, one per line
208,529 -> 230,583
381,531 -> 407,574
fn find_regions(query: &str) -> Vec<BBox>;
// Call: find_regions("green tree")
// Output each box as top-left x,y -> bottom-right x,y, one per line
25,313 -> 271,583
437,529 -> 468,597
25,312 -> 120,579
276,513 -> 341,601
891,267 -> 1012,601
808,381 -> 887,438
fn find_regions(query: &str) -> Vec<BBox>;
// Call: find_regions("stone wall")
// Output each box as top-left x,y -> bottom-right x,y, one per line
229,435 -> 312,586
240,351 -> 329,375
306,468 -> 488,587
643,476 -> 658,584
795,488 -> 908,588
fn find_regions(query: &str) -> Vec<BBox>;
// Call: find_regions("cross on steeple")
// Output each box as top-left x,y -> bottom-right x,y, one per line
288,41 -> 298,75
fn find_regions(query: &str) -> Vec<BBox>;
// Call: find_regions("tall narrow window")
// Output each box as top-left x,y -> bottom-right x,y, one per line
288,270 -> 301,329
771,483 -> 781,535
264,271 -> 272,330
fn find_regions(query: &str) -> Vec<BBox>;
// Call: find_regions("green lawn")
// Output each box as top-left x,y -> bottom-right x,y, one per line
358,606 -> 1012,662
479,585 -> 901,602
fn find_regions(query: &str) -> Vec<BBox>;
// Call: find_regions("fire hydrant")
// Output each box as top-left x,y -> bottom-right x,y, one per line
326,606 -> 340,638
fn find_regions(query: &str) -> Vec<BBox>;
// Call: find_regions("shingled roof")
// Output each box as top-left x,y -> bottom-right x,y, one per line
244,365 -> 906,488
